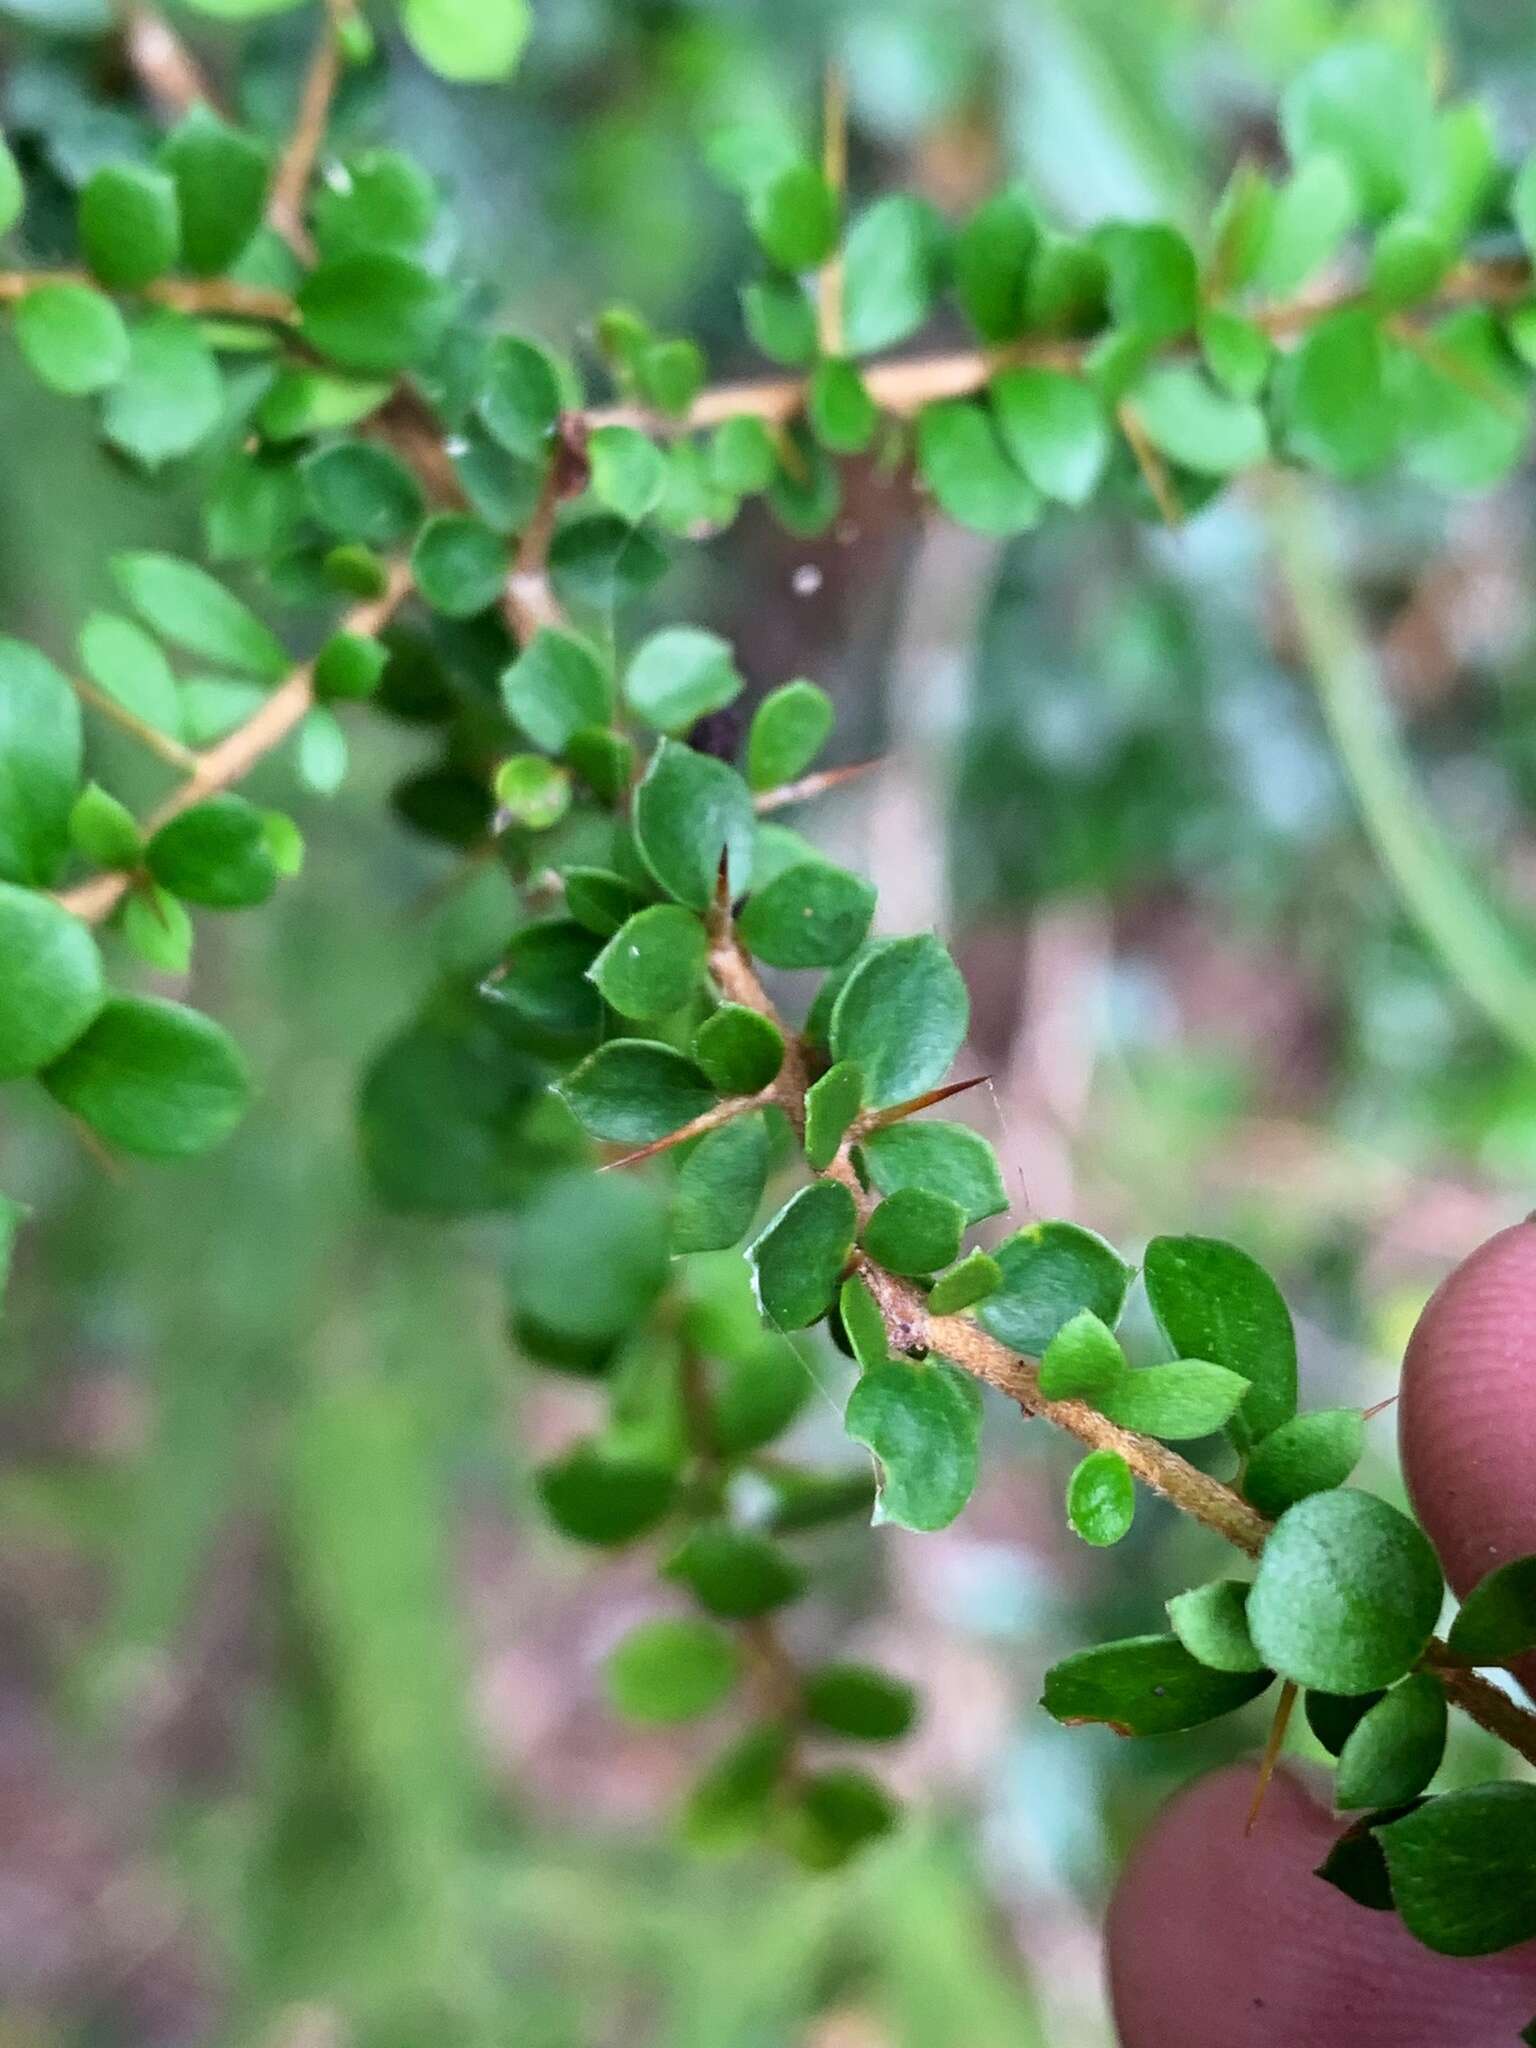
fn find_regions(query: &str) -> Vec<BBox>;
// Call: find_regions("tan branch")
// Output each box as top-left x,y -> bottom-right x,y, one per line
0,269 -> 294,324
115,1 -> 214,123
72,677 -> 198,770
57,563 -> 412,926
267,0 -> 348,246
752,757 -> 882,814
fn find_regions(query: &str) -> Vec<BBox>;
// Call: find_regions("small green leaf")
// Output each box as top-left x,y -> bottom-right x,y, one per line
479,334 -> 562,458
411,513 -> 506,618
15,283 -> 129,396
1250,152 -> 1360,297
829,934 -> 969,1109
112,553 -> 287,681
146,795 -> 278,909
79,613 -> 181,737
1243,1408 -> 1364,1518
1378,1785 -> 1536,1956
120,885 -> 193,974
1275,308 -> 1397,479
991,368 -> 1110,506
837,1273 -> 889,1372
1129,364 -> 1268,475
843,195 -> 943,354
1396,309 -> 1529,494
1208,159 -> 1274,292
1167,1579 -> 1264,1673
693,1004 -> 784,1095
858,1120 -> 1007,1228
1095,222 -> 1199,341
563,867 -> 647,939
589,903 -> 707,1022
1247,1490 -> 1444,1696
588,424 -> 666,524
1143,1234 -> 1297,1449
314,632 -> 389,703
745,679 -> 833,791
490,919 -> 602,1039
742,276 -> 817,366
978,1221 -> 1131,1357
537,1445 -> 675,1546
605,1617 -> 738,1724
862,1187 -> 965,1278
749,160 -> 837,271
1281,42 -> 1435,222
710,1338 -> 810,1457
69,782 -> 140,868
1199,309 -> 1272,399
0,640 -> 83,887
402,0 -> 530,79
1334,1674 -> 1447,1810
0,883 -> 105,1080
1098,1360 -> 1250,1441
567,725 -> 635,804
954,186 -> 1038,343
671,1112 -> 768,1254
1305,1688 -> 1386,1759
916,399 -> 1042,536
625,627 -> 743,735
42,996 -> 251,1158
709,414 -> 778,495
79,162 -> 179,289
808,358 -> 877,454
633,741 -> 754,911
101,310 -> 222,469
780,1767 -> 898,1870
684,1725 -> 793,1851
748,1181 -> 856,1331
803,1664 -> 917,1742
1445,1555 -> 1536,1665
0,1191 -> 24,1318
558,1039 -> 715,1144
506,1169 -> 667,1344
927,1250 -> 1002,1315
739,860 -> 875,970
665,1524 -> 804,1619
1370,214 -> 1450,309
297,251 -> 446,377
302,440 -> 425,546
0,132 -> 23,236
803,1059 -> 864,1171
312,148 -> 436,257
638,338 -> 705,419
501,627 -> 612,754
1038,1308 -> 1126,1402
845,1361 -> 982,1533
160,109 -> 268,275
494,753 -> 569,831
1067,1450 -> 1135,1547
1042,1633 -> 1271,1736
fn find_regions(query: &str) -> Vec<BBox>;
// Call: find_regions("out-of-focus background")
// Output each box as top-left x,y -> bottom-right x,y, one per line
4,0 -> 1536,2042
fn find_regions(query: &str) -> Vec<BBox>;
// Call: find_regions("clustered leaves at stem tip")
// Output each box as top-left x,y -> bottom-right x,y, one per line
1,0 -> 1536,1942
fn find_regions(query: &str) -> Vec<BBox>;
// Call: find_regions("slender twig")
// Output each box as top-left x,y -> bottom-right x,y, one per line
597,1091 -> 771,1170
72,677 -> 198,770
818,60 -> 847,359
114,1 -> 214,122
1245,1680 -> 1299,1834
268,0 -> 348,244
1118,401 -> 1183,528
502,443 -> 572,643
752,758 -> 882,815
854,1073 -> 992,1134
57,563 -> 413,926
0,269 -> 294,324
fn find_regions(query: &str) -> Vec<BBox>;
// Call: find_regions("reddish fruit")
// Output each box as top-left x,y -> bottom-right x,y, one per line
1398,1219 -> 1536,1697
1107,1763 -> 1536,2046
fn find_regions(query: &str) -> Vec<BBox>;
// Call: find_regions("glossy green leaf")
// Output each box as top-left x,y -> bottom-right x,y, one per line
1281,41 -> 1436,221
302,440 -> 425,546
693,1004 -> 783,1095
15,282 -> 129,396
844,1360 -> 982,1533
745,679 -> 833,791
625,627 -> 743,735
589,903 -> 706,1022
1038,1308 -> 1126,1402
1143,1233 -> 1297,1448
1167,1579 -> 1264,1673
537,1445 -> 675,1546
671,1112 -> 769,1254
0,133 -> 22,236
119,885 -> 193,974
1130,364 -> 1268,475
69,782 -> 140,867
1396,309 -> 1529,494
829,934 -> 969,1109
402,0 -> 530,79
709,1337 -> 810,1457
297,251 -> 446,377
916,399 -> 1042,536
0,883 -> 104,1080
79,162 -> 179,288
494,753 -> 569,831
748,1181 -> 856,1331
1042,1633 -> 1270,1736
638,338 -> 704,419
1243,1408 -> 1364,1518
665,1524 -> 804,1618
709,413 -> 778,494
858,1120 -> 1007,1227
1378,1786 -> 1536,1956
159,109 -> 269,275
803,1059 -> 864,1171
554,1004 -> 709,1121
684,1725 -> 793,1851
101,309 -> 222,468
112,553 -> 287,681
633,741 -> 754,911
1275,308 -> 1397,479
954,186 -> 1037,343
803,1663 -> 917,1742
742,276 -> 817,366
605,1617 -> 738,1724
501,627 -> 612,754
843,195 -> 943,354
479,334 -> 562,458
779,1766 -> 898,1870
739,860 -> 875,970
837,1273 -> 889,1372
42,996 -> 251,1158
506,1168 -> 668,1344
808,358 -> 877,455
749,160 -> 837,271
1250,152 -> 1359,297
1199,308 -> 1272,399
1369,215 -> 1450,310
992,367 -> 1110,506
314,631 -> 389,703
1095,222 -> 1198,341
862,1187 -> 965,1278
0,639 -> 82,887
490,920 -> 602,1039
978,1221 -> 1131,1356
411,514 -> 506,618
927,1250 -> 1002,1316
562,867 -> 647,939
1446,1556 -> 1536,1665
1098,1360 -> 1249,1441
312,148 -> 436,257
1305,1688 -> 1385,1759
588,424 -> 666,524
146,795 -> 279,909
1067,1450 -> 1135,1547
1247,1490 -> 1444,1696
1335,1674 -> 1447,1810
